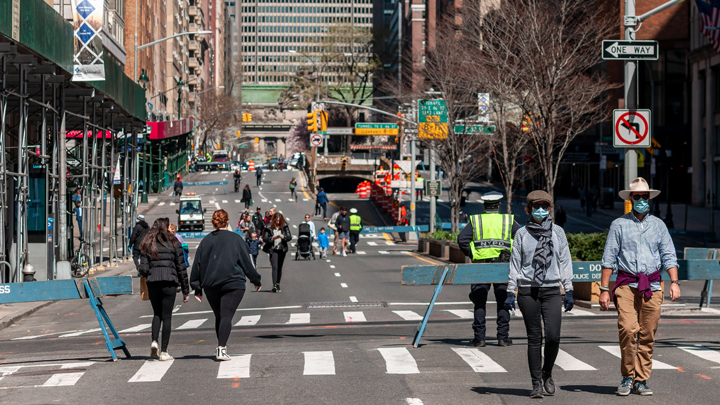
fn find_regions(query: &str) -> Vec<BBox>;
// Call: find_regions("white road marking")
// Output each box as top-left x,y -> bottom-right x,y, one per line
389,301 -> 472,306
293,225 -> 297,228
235,315 -> 261,326
344,311 -> 366,322
385,242 -> 395,245
406,399 -> 424,405
330,265 -> 336,269
118,324 -> 152,333
357,251 -> 366,255
60,362 -> 94,369
452,348 -> 507,372
378,348 -> 420,374
59,328 -> 101,338
340,283 -> 348,288
262,199 -> 268,203
287,313 -> 311,324
208,200 -> 216,203
168,191 -> 174,196
599,345 -> 676,369
176,319 -> 207,330
128,360 -> 174,382
42,372 -> 85,386
393,311 -> 423,321
678,345 -> 720,366
334,273 -> 341,277
140,305 -> 303,317
222,200 -> 228,203
217,354 -> 252,379
169,202 -> 176,206
173,305 -> 181,313
326,260 -> 331,263
303,198 -> 309,201
349,296 -> 358,302
235,200 -> 241,203
158,202 -> 165,206
12,330 -> 81,340
288,199 -> 295,202
565,308 -> 596,316
275,199 -> 282,202
215,203 -> 221,210
303,351 -> 335,375
445,309 -> 474,319
378,251 -> 389,255
548,348 -> 597,371
367,241 -> 377,246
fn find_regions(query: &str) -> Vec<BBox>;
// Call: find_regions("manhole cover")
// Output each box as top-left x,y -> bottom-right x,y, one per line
304,301 -> 387,309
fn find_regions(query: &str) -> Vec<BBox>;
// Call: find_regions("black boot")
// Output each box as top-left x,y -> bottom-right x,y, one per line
468,338 -> 486,347
542,370 -> 555,395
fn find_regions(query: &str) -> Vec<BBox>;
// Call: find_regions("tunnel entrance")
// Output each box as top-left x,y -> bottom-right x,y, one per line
318,176 -> 366,193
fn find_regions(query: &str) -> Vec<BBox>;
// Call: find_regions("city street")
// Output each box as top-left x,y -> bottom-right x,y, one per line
1,169 -> 720,405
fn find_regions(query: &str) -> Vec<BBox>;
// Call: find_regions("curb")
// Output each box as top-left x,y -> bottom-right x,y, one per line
0,301 -> 54,331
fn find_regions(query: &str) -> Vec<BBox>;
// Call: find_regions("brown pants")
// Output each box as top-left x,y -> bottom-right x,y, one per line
615,285 -> 663,382
333,233 -> 339,254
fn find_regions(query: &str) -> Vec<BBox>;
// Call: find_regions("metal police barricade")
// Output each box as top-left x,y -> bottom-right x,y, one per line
402,253 -> 720,348
179,225 -> 432,240
0,277 -> 133,361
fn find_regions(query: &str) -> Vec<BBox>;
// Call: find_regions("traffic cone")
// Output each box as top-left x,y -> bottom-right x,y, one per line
248,161 -> 255,171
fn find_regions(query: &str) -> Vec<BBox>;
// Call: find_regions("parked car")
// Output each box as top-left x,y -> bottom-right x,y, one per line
230,161 -> 241,171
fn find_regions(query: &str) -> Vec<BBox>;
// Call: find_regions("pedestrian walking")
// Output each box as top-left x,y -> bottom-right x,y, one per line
263,212 -> 292,292
255,166 -> 263,187
289,177 -> 298,202
302,214 -> 316,239
190,210 -> 261,361
241,184 -> 252,210
317,188 -> 329,219
168,223 -> 189,267
335,207 -> 350,257
252,207 -> 265,237
138,217 -> 189,361
599,177 -> 681,396
129,214 -> 150,269
348,208 -> 362,254
457,191 -> 519,348
237,213 -> 255,241
247,232 -> 260,267
317,228 -> 330,259
174,176 -> 183,198
555,205 -> 567,228
328,211 -> 340,255
505,190 -> 575,398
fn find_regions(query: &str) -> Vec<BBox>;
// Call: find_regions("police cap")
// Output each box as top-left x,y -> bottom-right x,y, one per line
480,191 -> 503,202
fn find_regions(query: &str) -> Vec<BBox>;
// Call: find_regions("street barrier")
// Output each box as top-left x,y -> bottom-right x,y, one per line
0,277 -> 133,360
402,254 -> 720,348
182,181 -> 229,186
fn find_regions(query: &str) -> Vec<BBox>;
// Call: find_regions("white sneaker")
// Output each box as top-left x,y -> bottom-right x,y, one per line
342,250 -> 347,257
150,341 -> 159,359
159,352 -> 173,361
216,346 -> 231,361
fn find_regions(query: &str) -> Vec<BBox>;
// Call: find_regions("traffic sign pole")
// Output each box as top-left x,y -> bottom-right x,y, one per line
624,0 -> 637,202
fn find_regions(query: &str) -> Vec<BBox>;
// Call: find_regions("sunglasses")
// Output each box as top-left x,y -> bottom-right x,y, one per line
631,194 -> 650,201
531,203 -> 550,210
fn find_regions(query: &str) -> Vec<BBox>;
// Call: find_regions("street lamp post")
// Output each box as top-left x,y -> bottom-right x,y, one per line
134,30 -> 212,83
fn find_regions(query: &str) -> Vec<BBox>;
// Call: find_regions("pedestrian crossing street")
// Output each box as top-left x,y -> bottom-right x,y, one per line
3,342 -> 720,389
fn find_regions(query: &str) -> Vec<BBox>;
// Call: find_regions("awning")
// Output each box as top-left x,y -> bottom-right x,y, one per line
148,117 -> 194,140
350,145 -> 397,150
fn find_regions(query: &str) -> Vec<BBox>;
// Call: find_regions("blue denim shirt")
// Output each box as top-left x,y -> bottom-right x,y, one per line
601,213 -> 678,291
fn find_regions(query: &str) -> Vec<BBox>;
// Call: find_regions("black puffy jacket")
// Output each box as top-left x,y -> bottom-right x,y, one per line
138,238 -> 189,295
129,221 -> 149,252
262,224 -> 293,253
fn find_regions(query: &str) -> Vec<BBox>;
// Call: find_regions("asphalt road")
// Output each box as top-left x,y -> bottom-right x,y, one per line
1,169 -> 720,405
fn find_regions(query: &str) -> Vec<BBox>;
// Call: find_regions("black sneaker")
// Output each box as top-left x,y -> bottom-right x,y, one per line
468,338 -> 486,347
271,285 -> 277,293
530,384 -> 544,398
276,285 -> 281,293
498,338 -> 513,347
542,371 -> 555,395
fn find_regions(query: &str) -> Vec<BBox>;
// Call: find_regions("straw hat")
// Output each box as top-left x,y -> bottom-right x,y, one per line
618,177 -> 660,200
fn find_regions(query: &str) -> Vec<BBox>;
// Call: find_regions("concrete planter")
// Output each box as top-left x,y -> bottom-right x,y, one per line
428,239 -> 449,259
448,243 -> 470,263
417,238 -> 427,253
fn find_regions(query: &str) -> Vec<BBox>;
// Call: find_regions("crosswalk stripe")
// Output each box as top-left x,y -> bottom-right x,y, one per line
344,311 -> 366,322
349,296 -> 358,302
119,324 -> 152,333
357,251 -> 366,255
385,242 -> 395,245
565,309 -> 595,316
549,348 -> 597,371
406,399 -> 424,405
393,310 -> 423,321
599,345 -> 676,369
367,242 -> 377,246
169,202 -> 176,206
334,273 -> 341,277
235,315 -> 261,326
378,251 -> 389,254
340,283 -> 348,288
217,354 -> 252,379
303,351 -> 335,375
59,328 -> 101,338
445,309 -> 474,319
42,372 -> 84,386
222,200 -> 228,203
275,199 -> 282,202
129,360 -> 174,382
287,313 -> 311,324
378,348 -> 420,374
158,202 -> 165,206
452,348 -> 507,372
176,319 -> 207,330
678,345 -> 720,365
235,200 -> 241,203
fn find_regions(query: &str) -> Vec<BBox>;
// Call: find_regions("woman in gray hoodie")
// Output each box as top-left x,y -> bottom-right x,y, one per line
505,190 -> 574,399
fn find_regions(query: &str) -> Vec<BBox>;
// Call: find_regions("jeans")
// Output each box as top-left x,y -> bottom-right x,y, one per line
132,250 -> 141,269
147,281 -> 177,352
270,250 -> 287,285
321,203 -> 327,219
469,283 -> 510,341
205,288 -> 246,347
349,231 -> 360,253
517,286 -> 562,384
290,189 -> 297,201
76,217 -> 82,237
256,176 -> 262,186
252,255 -> 258,267
245,200 -> 251,209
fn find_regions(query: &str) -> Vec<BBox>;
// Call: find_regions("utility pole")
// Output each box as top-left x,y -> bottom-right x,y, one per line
623,0 -> 638,211
429,149 -> 436,233
409,101 -> 417,236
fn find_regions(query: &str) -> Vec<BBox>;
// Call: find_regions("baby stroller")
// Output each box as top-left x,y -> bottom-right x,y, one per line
295,223 -> 315,260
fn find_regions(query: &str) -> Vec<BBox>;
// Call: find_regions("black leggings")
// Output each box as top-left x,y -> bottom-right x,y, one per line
517,286 -> 562,385
205,288 -> 246,347
271,251 -> 287,285
147,281 -> 177,352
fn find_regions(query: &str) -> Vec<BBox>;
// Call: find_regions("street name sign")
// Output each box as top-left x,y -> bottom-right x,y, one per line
602,40 -> 658,60
424,180 -> 442,197
310,133 -> 323,147
355,123 -> 399,135
613,109 -> 651,148
326,127 -> 353,135
418,99 -> 448,139
454,125 -> 495,135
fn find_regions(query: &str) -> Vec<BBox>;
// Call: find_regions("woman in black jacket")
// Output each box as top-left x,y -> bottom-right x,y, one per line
138,217 -> 189,361
241,185 -> 252,210
190,209 -> 261,361
262,212 -> 292,293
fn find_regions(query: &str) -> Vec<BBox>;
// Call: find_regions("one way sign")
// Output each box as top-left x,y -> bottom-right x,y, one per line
602,40 -> 658,60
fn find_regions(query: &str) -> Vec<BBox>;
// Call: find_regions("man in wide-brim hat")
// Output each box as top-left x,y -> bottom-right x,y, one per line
599,177 -> 681,397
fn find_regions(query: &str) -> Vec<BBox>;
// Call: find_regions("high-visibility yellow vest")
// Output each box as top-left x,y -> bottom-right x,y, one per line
469,213 -> 514,261
349,214 -> 362,231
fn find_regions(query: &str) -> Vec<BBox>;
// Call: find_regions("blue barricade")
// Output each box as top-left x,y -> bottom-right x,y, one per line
183,181 -> 229,186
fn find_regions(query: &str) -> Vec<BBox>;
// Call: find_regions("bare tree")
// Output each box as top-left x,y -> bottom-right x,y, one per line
286,122 -> 310,155
198,90 -> 240,153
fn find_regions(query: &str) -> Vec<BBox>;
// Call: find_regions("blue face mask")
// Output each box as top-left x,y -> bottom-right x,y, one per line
532,207 -> 549,221
633,199 -> 649,214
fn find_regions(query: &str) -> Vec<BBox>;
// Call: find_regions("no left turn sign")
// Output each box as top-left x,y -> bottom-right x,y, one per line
310,133 -> 323,147
613,109 -> 651,148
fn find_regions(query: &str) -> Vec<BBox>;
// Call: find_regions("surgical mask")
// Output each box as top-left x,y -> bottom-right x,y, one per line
633,199 -> 649,214
532,207 -> 549,221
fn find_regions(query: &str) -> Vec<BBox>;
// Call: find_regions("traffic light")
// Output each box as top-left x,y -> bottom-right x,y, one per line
236,130 -> 241,137
307,111 -> 318,132
319,111 -> 328,132
242,113 -> 252,122
341,156 -> 348,170
396,112 -> 404,126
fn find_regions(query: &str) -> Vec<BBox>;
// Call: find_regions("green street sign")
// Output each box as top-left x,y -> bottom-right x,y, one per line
418,99 -> 448,123
239,145 -> 249,148
355,123 -> 398,129
355,123 -> 399,136
454,125 -> 495,135
424,180 -> 442,197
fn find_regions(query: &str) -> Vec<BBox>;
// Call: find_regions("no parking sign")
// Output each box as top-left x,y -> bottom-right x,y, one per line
613,109 -> 651,148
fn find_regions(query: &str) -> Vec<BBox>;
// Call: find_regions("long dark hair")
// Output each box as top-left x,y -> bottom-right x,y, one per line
270,213 -> 286,230
139,218 -> 178,259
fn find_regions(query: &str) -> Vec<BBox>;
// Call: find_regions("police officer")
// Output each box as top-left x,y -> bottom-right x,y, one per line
457,191 -> 520,347
348,208 -> 362,254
